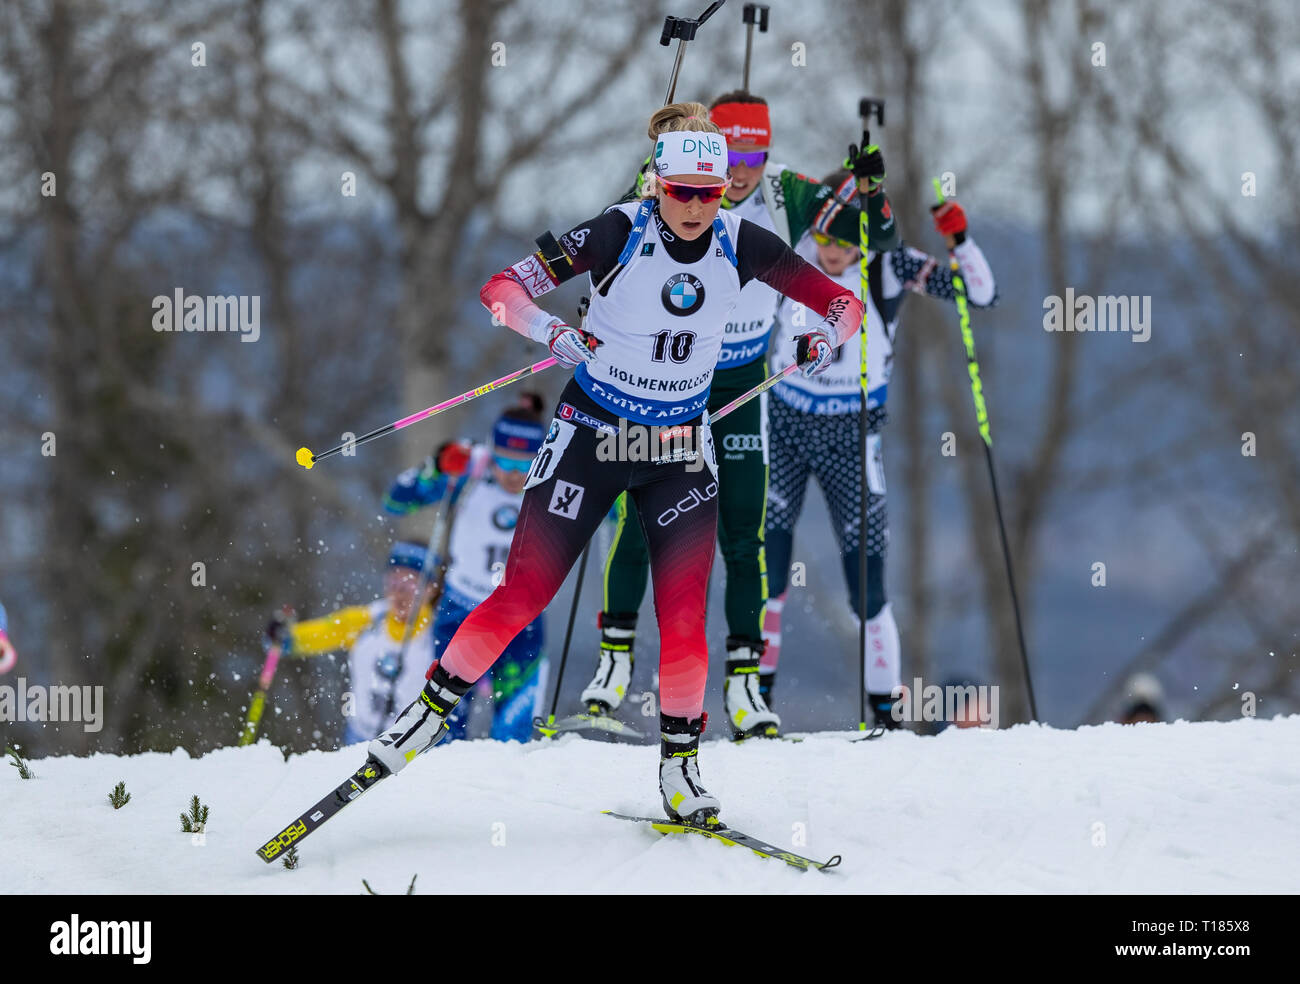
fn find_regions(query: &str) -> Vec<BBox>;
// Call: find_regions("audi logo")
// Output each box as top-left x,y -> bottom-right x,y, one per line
722,434 -> 764,452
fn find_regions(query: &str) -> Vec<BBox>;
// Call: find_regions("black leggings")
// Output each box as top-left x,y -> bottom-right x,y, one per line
766,397 -> 888,616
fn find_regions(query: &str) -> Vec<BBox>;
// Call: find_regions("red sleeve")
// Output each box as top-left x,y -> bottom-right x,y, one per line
479,210 -> 634,343
480,267 -> 561,343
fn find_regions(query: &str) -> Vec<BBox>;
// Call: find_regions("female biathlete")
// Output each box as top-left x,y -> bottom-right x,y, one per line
367,103 -> 864,823
761,171 -> 998,727
382,394 -> 549,742
581,91 -> 900,740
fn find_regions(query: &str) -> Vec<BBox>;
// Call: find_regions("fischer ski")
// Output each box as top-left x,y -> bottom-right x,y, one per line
726,732 -> 805,744
533,713 -> 648,743
602,810 -> 841,871
727,727 -> 888,744
255,756 -> 391,864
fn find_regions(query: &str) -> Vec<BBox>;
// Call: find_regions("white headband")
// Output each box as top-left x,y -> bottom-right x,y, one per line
653,129 -> 728,181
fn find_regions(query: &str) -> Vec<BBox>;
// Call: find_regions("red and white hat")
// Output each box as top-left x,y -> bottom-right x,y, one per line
709,102 -> 772,148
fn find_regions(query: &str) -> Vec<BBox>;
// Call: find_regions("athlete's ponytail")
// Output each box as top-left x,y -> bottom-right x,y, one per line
647,101 -> 722,140
643,103 -> 726,197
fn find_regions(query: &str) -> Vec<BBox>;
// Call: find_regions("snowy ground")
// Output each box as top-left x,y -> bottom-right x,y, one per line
4,716 -> 1297,894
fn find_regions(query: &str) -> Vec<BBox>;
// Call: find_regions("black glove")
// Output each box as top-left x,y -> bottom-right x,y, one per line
265,609 -> 293,649
845,135 -> 886,192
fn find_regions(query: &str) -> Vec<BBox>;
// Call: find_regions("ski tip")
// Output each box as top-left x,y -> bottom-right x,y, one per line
296,446 -> 315,470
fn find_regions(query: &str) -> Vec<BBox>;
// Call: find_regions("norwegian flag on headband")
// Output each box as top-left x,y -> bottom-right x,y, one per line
697,161 -> 714,172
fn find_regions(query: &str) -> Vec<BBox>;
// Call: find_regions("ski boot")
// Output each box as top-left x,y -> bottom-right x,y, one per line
722,638 -> 781,740
368,664 -> 472,774
758,668 -> 776,710
659,712 -> 721,825
580,612 -> 636,715
868,692 -> 902,731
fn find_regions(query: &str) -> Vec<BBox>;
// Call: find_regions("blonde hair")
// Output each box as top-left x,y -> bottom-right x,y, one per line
647,101 -> 721,140
642,102 -> 723,197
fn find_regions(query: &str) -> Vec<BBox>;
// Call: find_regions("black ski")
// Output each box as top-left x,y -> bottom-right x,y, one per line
533,713 -> 648,743
729,728 -> 885,744
726,731 -> 805,744
603,810 -> 841,871
255,756 -> 390,864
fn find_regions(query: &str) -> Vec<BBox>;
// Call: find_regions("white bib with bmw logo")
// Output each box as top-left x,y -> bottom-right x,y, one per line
576,202 -> 744,424
446,478 -> 522,604
769,231 -> 894,413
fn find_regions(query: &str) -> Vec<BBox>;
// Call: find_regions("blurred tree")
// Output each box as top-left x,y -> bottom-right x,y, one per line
1,0 -> 1296,756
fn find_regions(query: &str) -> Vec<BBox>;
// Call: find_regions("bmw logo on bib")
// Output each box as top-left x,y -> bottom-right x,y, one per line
661,273 -> 705,317
492,505 -> 519,531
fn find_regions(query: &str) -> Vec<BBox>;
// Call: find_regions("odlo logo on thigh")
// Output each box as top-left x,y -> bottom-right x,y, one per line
656,481 -> 718,526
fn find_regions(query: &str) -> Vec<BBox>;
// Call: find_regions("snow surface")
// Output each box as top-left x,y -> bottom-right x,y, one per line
4,717 -> 1298,894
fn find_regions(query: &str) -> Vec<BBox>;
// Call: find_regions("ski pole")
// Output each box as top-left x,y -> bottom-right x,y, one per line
932,177 -> 1038,722
396,502 -> 447,667
239,638 -> 285,746
239,603 -> 297,745
295,358 -> 557,470
388,474 -> 472,720
536,538 -> 593,736
662,1 -> 727,104
710,362 -> 798,421
741,4 -> 769,92
606,2 -> 729,286
855,97 -> 884,733
0,624 -> 13,756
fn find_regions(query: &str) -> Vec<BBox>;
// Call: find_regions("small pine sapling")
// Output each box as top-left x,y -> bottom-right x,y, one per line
179,794 -> 210,833
6,746 -> 34,779
108,781 -> 131,809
